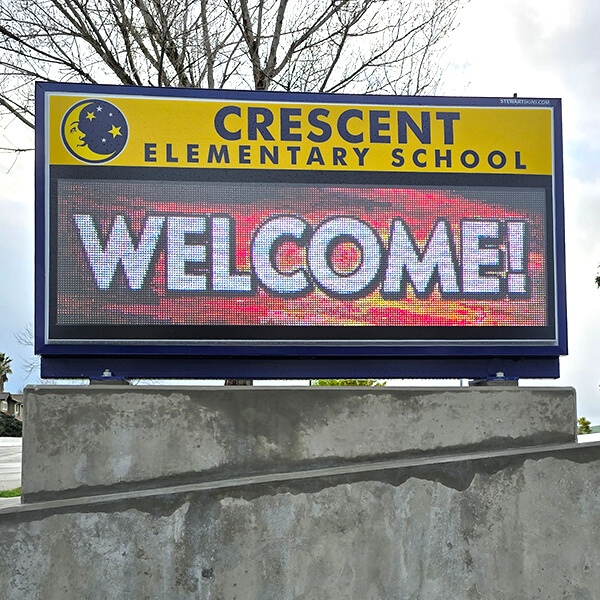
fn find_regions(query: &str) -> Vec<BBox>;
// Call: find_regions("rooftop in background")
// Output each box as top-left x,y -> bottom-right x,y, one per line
0,393 -> 23,421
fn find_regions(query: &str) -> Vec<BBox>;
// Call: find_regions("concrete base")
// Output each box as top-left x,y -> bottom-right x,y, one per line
22,385 -> 576,502
2,385 -> 600,599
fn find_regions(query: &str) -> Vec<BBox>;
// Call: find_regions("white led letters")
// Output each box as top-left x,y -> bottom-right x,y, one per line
74,213 -> 528,298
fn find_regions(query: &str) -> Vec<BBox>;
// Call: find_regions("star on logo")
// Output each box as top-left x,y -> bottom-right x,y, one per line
85,111 -> 96,121
109,125 -> 122,138
96,106 -> 103,112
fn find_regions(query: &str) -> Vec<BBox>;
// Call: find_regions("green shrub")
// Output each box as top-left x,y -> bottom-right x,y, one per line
311,379 -> 386,386
578,416 -> 592,435
0,412 -> 22,437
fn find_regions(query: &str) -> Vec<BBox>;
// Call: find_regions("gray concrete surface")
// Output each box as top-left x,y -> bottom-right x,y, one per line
3,385 -> 591,599
22,385 -> 576,502
1,442 -> 599,599
0,496 -> 20,509
0,437 -> 22,491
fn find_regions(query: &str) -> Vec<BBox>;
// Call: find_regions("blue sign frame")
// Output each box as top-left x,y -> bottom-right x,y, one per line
35,82 -> 566,379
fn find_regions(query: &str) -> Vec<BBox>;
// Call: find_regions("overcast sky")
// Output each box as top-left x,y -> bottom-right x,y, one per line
438,0 -> 600,421
2,0 -> 600,421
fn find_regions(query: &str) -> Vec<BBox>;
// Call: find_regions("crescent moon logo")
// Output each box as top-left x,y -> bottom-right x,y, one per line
61,99 -> 129,164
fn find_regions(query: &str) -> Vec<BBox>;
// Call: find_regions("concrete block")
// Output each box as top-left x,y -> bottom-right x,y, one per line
22,385 -> 576,501
2,443 -> 600,599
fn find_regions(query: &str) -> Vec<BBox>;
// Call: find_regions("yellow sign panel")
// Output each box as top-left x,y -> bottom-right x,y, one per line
48,94 -> 554,175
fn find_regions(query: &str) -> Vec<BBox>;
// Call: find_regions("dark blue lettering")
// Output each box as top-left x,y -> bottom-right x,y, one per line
352,147 -> 369,167
488,150 -> 507,169
239,145 -> 251,164
260,146 -> 279,165
307,147 -> 325,166
307,108 -> 332,142
214,106 -> 241,141
435,112 -> 460,144
166,143 -> 178,163
144,143 -> 157,162
248,107 -> 275,141
287,146 -> 301,165
413,149 -> 427,168
460,150 -> 479,168
391,148 -> 405,167
187,144 -> 199,163
337,109 -> 364,144
280,108 -> 302,142
397,111 -> 431,144
369,110 -> 391,143
333,147 -> 347,166
435,149 -> 452,168
207,144 -> 230,164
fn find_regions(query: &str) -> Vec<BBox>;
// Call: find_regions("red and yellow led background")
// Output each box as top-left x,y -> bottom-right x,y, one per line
56,180 -> 547,328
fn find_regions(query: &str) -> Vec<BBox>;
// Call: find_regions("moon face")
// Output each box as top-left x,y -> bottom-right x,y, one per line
61,99 -> 128,164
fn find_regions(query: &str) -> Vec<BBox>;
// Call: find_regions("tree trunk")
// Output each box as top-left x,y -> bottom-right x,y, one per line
224,379 -> 253,386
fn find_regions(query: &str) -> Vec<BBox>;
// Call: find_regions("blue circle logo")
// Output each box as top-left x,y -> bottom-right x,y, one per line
61,99 -> 129,164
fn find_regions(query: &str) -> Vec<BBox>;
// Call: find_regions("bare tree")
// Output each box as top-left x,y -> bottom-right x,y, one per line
15,324 -> 156,384
5,0 -> 465,384
14,323 -> 39,378
0,0 -> 464,138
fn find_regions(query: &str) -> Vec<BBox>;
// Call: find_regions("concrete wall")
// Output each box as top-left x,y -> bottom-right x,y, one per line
3,443 -> 600,599
2,385 -> 599,599
22,385 -> 576,502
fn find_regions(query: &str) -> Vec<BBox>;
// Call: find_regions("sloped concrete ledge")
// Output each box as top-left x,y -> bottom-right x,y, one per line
5,440 -> 597,517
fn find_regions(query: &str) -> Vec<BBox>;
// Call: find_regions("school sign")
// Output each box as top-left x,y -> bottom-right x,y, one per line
35,83 -> 566,379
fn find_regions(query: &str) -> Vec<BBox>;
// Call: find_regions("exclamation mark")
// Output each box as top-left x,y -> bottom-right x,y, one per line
507,221 -> 527,294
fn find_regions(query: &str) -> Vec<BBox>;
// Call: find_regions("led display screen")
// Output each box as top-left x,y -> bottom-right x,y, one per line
36,84 -> 566,377
51,173 -> 552,343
